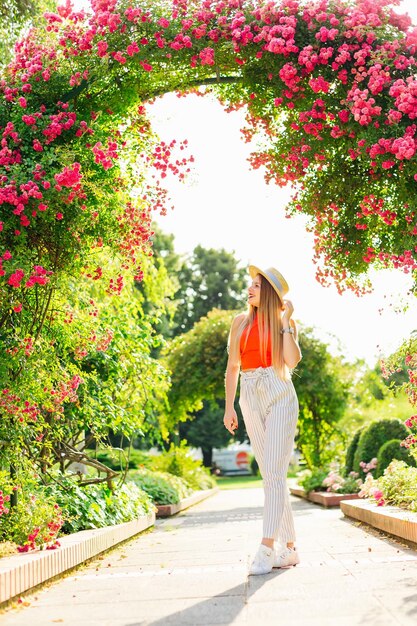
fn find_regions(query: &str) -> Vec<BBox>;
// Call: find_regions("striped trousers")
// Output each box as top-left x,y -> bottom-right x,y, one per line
239,366 -> 299,543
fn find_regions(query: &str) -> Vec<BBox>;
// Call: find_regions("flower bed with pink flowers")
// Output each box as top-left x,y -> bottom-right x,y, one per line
289,485 -> 360,507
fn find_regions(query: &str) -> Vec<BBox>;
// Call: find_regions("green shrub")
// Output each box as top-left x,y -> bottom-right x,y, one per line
344,426 -> 366,476
90,447 -> 153,471
0,488 -> 63,551
353,419 -> 410,478
250,455 -> 259,476
43,472 -> 155,534
299,464 -> 362,494
375,460 -> 417,511
150,442 -> 216,491
298,467 -> 329,493
375,439 -> 416,478
127,468 -> 193,504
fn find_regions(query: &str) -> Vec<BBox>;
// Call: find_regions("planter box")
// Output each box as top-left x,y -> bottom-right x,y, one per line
290,485 -> 361,507
156,487 -> 219,517
0,511 -> 155,606
341,499 -> 417,545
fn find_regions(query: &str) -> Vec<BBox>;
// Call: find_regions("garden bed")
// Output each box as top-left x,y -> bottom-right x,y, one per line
0,511 -> 155,606
340,499 -> 417,545
156,486 -> 219,517
290,485 -> 361,507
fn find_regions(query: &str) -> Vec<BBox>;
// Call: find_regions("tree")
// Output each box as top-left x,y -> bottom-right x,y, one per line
293,328 -> 351,469
162,307 -> 249,458
163,308 -> 235,426
173,245 -> 248,334
178,399 -> 242,467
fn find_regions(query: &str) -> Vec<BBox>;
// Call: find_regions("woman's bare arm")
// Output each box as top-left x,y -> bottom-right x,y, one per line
223,314 -> 245,434
282,318 -> 302,368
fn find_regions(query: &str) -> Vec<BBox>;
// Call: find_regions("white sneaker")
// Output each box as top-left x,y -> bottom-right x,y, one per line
273,546 -> 300,568
249,544 -> 275,575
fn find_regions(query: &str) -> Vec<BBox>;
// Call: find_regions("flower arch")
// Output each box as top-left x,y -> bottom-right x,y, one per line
2,0 -> 417,300
2,0 -> 417,484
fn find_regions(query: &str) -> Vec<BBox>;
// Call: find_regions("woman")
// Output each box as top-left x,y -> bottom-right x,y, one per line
223,265 -> 302,576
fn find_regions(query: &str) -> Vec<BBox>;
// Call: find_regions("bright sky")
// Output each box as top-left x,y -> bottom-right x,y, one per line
74,1 -> 417,366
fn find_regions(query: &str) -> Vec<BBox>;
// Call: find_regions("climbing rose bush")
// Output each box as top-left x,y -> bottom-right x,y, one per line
3,0 -> 417,297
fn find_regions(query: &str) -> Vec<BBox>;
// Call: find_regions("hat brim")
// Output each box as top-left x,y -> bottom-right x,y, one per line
248,265 -> 287,301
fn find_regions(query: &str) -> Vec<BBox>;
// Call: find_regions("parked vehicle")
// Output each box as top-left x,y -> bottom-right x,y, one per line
212,444 -> 253,475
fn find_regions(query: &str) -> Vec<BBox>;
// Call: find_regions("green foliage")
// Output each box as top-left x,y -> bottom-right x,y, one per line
353,419 -> 410,478
344,426 -> 366,476
163,308 -> 235,426
43,473 -> 155,534
0,486 -> 61,548
92,447 -> 154,471
250,454 -> 259,477
150,441 -> 216,490
375,460 -> 417,512
375,439 -> 416,478
293,327 -> 351,469
172,245 -> 247,335
298,464 -> 362,494
0,256 -> 172,474
298,467 -> 329,493
340,473 -> 363,495
127,467 -> 193,504
0,0 -> 55,69
179,400 -> 236,467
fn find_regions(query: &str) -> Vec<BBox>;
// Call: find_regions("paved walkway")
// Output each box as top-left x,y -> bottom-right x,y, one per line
1,487 -> 417,625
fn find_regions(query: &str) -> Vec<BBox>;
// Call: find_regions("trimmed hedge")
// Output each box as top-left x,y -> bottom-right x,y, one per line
344,426 -> 366,477
375,439 -> 416,478
353,419 -> 410,478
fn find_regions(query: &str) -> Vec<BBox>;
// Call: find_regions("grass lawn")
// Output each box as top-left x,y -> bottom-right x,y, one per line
215,474 -> 263,489
215,468 -> 301,490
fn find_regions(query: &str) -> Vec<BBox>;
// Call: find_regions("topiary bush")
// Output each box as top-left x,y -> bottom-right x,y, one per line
353,419 -> 410,479
375,439 -> 417,478
344,426 -> 366,477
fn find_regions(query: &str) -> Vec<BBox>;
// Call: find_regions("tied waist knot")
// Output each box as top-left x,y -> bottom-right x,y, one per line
256,373 -> 268,394
241,367 -> 273,393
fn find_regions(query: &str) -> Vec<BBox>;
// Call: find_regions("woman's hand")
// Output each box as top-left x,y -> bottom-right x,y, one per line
282,299 -> 294,323
223,409 -> 238,435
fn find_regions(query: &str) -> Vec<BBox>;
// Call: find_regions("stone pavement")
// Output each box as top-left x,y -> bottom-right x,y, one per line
1,486 -> 417,626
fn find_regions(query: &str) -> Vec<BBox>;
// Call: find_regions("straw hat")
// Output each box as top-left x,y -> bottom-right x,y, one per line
248,265 -> 289,301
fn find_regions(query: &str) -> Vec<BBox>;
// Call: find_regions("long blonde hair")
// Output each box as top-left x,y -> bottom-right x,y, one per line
228,275 -> 289,380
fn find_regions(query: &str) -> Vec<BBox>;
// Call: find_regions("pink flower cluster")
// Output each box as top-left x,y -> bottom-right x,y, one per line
92,140 -> 118,170
17,502 -> 63,553
359,457 -> 378,474
348,88 -> 382,126
389,78 -> 417,120
401,415 -> 417,450
0,388 -> 40,424
0,490 -> 11,516
54,162 -> 82,188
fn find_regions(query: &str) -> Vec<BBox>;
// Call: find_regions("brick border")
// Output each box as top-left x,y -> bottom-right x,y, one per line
290,486 -> 360,507
0,511 -> 155,606
340,499 -> 417,544
156,486 -> 219,517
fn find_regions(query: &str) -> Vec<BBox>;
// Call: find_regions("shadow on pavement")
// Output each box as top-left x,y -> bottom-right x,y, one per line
124,566 -> 295,626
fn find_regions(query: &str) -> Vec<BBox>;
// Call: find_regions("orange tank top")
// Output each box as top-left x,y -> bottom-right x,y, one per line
240,316 -> 272,370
